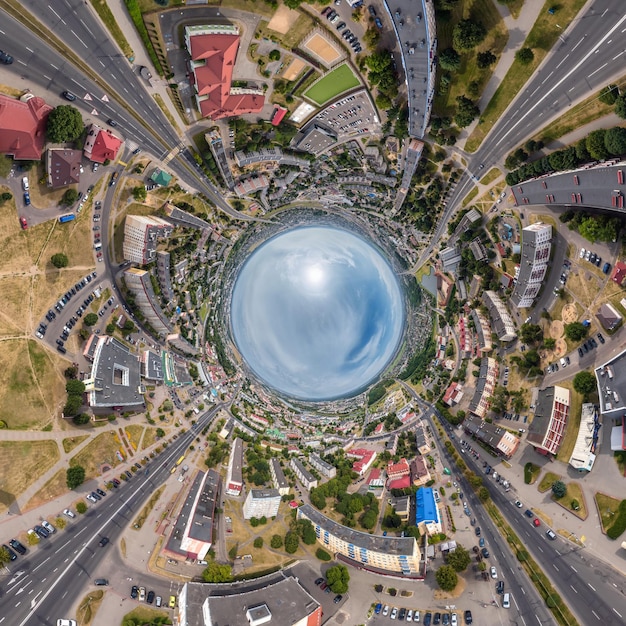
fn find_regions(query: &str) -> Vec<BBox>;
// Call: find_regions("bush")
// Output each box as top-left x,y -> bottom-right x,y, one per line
253,537 -> 263,549
316,548 -> 331,561
606,500 -> 626,539
270,534 -> 283,549
51,253 -> 69,268
76,501 -> 87,514
435,564 -> 458,591
284,531 -> 299,554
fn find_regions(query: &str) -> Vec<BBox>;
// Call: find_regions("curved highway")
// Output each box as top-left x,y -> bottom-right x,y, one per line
0,406 -> 221,626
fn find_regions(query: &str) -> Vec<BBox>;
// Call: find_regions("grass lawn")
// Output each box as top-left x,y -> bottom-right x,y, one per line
88,0 -> 133,57
461,187 -> 478,207
304,64 -> 360,106
479,167 -> 502,186
538,470 -> 562,493
63,435 -> 90,454
0,441 -> 60,513
141,426 -> 159,450
70,432 -> 124,480
254,12 -> 315,49
465,0 -> 588,152
122,606 -> 172,626
556,482 -> 586,520
524,462 -> 541,484
534,90 -> 617,146
595,492 -> 623,532
24,468 -> 67,512
77,589 -> 105,626
433,0 -> 508,118
124,424 -> 145,452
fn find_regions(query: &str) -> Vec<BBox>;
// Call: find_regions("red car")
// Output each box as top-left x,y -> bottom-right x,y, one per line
19,216 -> 28,229
533,518 -> 541,527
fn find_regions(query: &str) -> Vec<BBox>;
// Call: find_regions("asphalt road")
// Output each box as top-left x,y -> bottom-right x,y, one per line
0,406 -> 221,626
415,0 -> 626,270
423,397 -> 626,626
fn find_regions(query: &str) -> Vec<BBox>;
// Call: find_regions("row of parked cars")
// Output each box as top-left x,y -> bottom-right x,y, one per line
321,7 -> 362,53
130,585 -> 176,608
374,603 -> 472,625
580,247 -> 611,273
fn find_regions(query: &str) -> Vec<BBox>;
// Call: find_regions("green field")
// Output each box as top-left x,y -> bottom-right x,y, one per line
304,64 -> 360,105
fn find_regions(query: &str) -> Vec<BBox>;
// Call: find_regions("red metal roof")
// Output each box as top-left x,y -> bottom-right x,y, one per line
271,105 -> 288,126
612,261 -> 626,286
0,94 -> 52,160
189,33 -> 264,120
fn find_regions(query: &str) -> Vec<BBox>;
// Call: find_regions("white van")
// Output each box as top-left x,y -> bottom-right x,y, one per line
560,357 -> 567,368
503,593 -> 510,609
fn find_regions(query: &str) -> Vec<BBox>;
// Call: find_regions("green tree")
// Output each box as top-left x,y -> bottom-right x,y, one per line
552,480 -> 566,498
75,501 -> 87,514
72,413 -> 90,426
106,323 -> 116,335
123,319 -> 136,332
586,129 -> 609,160
0,191 -> 13,205
604,126 -> 626,155
564,322 -> 588,341
66,379 -> 86,394
326,564 -> 350,593
599,84 -> 619,105
270,534 -> 283,549
46,105 -> 84,143
453,20 -> 486,50
284,530 -> 299,554
51,253 -> 69,268
298,519 -> 317,545
60,188 -> 79,206
515,47 -> 534,64
360,508 -> 377,529
454,95 -> 479,128
543,337 -> 556,350
615,93 -> 626,119
202,562 -> 232,583
268,49 -> 281,61
84,313 -> 98,327
66,465 -> 86,489
446,545 -> 471,572
375,93 -> 392,110
156,428 -> 165,438
64,395 -> 83,416
132,186 -> 147,202
439,48 -> 461,71
476,50 -> 496,68
0,545 -> 12,566
489,386 -> 509,413
519,323 -> 543,344
435,564 -> 458,591
363,27 -> 380,50
573,370 -> 596,395
253,537 -> 264,548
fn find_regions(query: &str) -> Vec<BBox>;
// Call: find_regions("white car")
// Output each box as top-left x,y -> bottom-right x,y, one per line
390,607 -> 398,620
86,493 -> 97,503
22,176 -> 29,191
490,566 -> 498,579
383,605 -> 389,616
139,586 -> 146,602
515,500 -> 523,508
451,612 -> 458,625
407,609 -> 413,621
413,611 -> 420,622
57,620 -> 77,626
579,247 -> 586,259
63,508 -> 76,518
41,520 -> 56,534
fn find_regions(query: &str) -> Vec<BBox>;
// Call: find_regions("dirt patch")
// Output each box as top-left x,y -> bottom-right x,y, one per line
282,57 -> 306,82
554,337 -> 567,357
549,319 -> 564,339
433,575 -> 467,599
267,4 -> 300,35
302,32 -> 342,66
23,468 -> 68,512
561,303 -> 578,324
0,440 -> 60,513
63,435 -> 89,453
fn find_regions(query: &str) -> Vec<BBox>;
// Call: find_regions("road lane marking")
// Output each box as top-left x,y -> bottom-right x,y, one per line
570,585 -> 578,593
588,583 -> 596,591
32,557 -> 50,573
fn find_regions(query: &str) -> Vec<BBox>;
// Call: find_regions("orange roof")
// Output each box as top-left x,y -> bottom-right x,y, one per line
189,32 -> 264,120
0,94 -> 52,160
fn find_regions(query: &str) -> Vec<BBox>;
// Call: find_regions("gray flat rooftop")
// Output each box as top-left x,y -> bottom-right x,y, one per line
595,348 -> 626,416
183,575 -> 320,626
299,503 -> 416,556
188,470 -> 220,543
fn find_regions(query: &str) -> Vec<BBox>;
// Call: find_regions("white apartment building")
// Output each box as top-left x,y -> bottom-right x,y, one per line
511,223 -> 552,309
242,489 -> 281,520
270,457 -> 290,495
483,290 -> 516,342
309,453 -> 336,479
225,437 -> 244,496
123,268 -> 172,337
290,457 -> 318,490
122,214 -> 173,264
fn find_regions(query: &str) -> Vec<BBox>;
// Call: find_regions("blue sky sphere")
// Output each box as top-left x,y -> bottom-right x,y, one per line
230,226 -> 405,401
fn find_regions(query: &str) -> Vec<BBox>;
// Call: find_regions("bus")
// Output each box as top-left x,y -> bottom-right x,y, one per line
175,455 -> 185,467
59,214 -> 76,223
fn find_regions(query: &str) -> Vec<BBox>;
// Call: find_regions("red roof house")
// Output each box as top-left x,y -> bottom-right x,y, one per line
185,25 -> 264,120
0,94 -> 52,160
386,458 -> 411,481
83,123 -> 122,163
612,261 -> 626,286
270,105 -> 288,126
387,475 -> 412,490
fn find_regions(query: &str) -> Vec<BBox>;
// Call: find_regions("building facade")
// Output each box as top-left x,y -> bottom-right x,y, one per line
123,268 -> 172,337
123,214 -> 173,265
297,504 -> 421,576
225,437 -> 244,496
483,290 -> 516,342
511,223 -> 552,308
309,453 -> 337,479
242,488 -> 281,520
527,385 -> 570,455
290,457 -> 318,490
270,457 -> 290,496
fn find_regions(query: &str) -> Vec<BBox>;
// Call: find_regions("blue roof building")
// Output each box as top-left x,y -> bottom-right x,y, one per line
415,487 -> 442,535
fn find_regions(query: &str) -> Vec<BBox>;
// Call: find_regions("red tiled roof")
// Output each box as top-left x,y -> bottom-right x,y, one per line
367,468 -> 381,483
612,261 -> 626,286
387,475 -> 412,490
0,94 -> 52,160
90,129 -> 122,163
189,33 -> 264,120
271,105 -> 288,126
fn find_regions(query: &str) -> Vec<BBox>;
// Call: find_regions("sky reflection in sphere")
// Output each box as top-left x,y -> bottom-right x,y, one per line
230,226 -> 405,401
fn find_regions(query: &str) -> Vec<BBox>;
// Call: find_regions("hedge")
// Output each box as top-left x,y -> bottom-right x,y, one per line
123,0 -> 164,76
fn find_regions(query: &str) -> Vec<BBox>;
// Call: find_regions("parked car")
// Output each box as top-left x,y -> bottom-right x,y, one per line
63,508 -> 76,518
139,587 -> 146,602
130,586 -> 139,599
490,566 -> 498,579
598,333 -> 605,344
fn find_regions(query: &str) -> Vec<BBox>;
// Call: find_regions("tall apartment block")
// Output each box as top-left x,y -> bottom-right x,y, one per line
309,453 -> 336,479
242,489 -> 281,520
122,214 -> 173,264
123,268 -> 172,337
511,223 -> 552,309
483,290 -> 516,342
270,457 -> 290,495
225,437 -> 244,496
